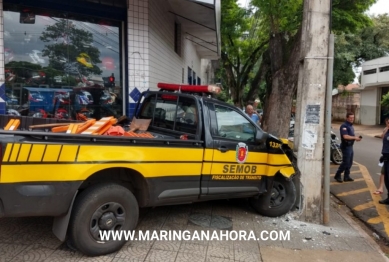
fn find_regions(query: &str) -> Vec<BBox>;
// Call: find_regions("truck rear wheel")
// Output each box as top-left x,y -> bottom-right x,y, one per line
250,175 -> 296,217
68,183 -> 138,256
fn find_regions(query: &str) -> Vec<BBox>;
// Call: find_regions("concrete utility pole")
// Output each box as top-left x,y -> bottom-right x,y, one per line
294,0 -> 332,223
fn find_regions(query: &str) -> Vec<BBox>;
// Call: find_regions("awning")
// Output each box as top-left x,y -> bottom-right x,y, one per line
167,0 -> 221,60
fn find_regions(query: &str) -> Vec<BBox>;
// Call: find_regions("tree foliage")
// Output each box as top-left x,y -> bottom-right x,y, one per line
40,19 -> 102,77
219,0 -> 380,137
219,0 -> 268,107
331,0 -> 376,33
381,92 -> 389,108
334,14 -> 389,86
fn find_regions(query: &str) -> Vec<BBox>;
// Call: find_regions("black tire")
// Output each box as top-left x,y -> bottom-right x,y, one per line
331,148 -> 342,165
68,183 -> 139,256
250,175 -> 296,217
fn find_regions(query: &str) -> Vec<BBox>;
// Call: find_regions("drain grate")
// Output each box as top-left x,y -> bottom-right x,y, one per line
188,213 -> 232,230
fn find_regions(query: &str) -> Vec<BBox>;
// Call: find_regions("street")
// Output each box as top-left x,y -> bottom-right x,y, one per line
353,131 -> 382,179
331,127 -> 389,241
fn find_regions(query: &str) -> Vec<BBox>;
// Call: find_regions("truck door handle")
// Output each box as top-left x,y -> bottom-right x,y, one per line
218,146 -> 228,153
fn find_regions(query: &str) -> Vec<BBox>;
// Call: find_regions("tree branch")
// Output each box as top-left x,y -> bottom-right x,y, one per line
245,57 -> 269,102
241,40 -> 269,80
228,34 -> 239,72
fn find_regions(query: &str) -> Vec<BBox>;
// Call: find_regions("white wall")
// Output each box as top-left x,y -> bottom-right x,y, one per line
378,71 -> 389,83
127,0 -> 212,117
128,0 -> 150,114
148,0 -> 202,90
148,0 -> 182,89
360,88 -> 378,125
0,0 -> 5,115
182,38 -> 202,84
361,56 -> 389,88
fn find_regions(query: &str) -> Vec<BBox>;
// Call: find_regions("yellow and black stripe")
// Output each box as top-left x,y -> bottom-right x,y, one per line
1,143 -> 294,183
1,142 -> 205,183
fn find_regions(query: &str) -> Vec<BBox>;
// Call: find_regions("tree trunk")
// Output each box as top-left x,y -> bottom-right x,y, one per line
262,30 -> 301,138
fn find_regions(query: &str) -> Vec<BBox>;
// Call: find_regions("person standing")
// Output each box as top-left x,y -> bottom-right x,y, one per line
379,117 -> 389,204
245,105 -> 260,125
334,112 -> 361,183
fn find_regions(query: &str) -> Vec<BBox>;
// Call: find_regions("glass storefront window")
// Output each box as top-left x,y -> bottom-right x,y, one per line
3,5 -> 123,120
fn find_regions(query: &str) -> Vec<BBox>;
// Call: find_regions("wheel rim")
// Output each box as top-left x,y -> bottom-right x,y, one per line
333,150 -> 342,163
89,202 -> 126,241
270,181 -> 286,208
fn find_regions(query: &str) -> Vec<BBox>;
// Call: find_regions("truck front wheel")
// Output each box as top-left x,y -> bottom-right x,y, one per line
250,176 -> 296,217
68,183 -> 139,256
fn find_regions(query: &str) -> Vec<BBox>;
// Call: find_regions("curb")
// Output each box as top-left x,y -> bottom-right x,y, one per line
334,197 -> 389,261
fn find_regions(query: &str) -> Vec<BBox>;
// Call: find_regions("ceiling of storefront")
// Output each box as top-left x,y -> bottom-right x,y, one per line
166,0 -> 221,60
80,0 -> 221,60
80,0 -> 126,8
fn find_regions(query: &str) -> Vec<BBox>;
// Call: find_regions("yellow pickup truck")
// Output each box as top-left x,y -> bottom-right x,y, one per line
0,85 -> 297,256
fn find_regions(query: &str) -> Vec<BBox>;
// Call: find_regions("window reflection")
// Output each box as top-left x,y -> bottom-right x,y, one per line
214,105 -> 255,141
3,5 -> 122,120
139,94 -> 198,136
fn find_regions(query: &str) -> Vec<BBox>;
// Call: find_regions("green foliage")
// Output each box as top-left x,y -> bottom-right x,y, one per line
220,0 -> 269,107
333,14 -> 389,87
220,0 -> 381,109
331,0 -> 376,33
251,0 -> 302,33
381,92 -> 389,107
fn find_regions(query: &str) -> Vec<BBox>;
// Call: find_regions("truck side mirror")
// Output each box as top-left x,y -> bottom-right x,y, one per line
255,129 -> 268,143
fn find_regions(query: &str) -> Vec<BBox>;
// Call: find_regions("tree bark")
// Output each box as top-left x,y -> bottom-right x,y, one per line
262,30 -> 301,138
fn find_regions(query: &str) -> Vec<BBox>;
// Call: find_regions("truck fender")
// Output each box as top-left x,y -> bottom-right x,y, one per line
279,166 -> 295,180
52,190 -> 78,242
280,138 -> 294,150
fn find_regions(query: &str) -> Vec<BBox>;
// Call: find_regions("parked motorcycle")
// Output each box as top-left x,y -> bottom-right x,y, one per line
330,131 -> 342,165
288,126 -> 342,165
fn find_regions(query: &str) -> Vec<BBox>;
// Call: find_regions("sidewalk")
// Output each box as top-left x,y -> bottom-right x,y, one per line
0,197 -> 388,261
332,121 -> 384,138
258,198 -> 389,262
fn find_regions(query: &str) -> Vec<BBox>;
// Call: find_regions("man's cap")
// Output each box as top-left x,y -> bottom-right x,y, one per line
254,99 -> 260,103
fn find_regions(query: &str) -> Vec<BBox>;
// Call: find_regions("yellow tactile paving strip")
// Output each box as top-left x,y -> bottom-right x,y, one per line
353,202 -> 375,211
336,188 -> 369,197
330,178 -> 365,185
330,161 -> 389,238
356,161 -> 389,236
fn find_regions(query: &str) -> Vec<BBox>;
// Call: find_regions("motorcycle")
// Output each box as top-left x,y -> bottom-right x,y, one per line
288,126 -> 342,165
330,130 -> 342,165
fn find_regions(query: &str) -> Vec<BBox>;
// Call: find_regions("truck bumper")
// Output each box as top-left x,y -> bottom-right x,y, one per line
0,181 -> 81,218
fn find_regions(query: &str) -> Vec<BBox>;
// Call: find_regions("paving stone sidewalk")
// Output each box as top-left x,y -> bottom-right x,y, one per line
0,197 -> 387,262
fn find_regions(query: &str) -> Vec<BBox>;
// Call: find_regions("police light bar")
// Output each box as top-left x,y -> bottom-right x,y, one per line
157,83 -> 221,94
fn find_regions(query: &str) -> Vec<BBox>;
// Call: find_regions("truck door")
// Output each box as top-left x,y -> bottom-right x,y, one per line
202,102 -> 268,199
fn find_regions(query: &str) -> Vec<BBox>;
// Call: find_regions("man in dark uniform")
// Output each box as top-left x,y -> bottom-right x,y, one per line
334,112 -> 361,183
379,117 -> 389,204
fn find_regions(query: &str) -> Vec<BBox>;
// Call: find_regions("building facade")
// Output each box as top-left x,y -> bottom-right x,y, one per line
332,84 -> 361,124
0,0 -> 220,120
360,56 -> 389,125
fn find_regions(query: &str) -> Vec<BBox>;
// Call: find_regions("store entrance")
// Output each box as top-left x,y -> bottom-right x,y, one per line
3,3 -> 124,120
